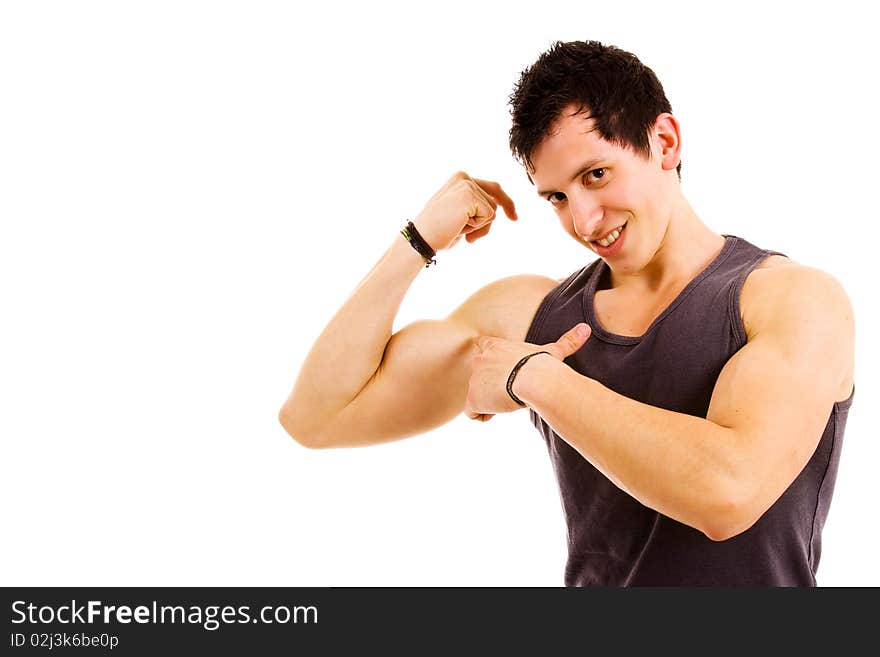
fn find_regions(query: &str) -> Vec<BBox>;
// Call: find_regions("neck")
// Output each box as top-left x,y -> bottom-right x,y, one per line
609,195 -> 726,293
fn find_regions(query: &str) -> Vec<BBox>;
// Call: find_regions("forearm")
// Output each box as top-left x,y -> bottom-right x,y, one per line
283,233 -> 427,428
515,356 -> 742,539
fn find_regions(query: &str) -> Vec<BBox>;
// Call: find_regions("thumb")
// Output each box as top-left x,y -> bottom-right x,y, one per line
549,323 -> 591,359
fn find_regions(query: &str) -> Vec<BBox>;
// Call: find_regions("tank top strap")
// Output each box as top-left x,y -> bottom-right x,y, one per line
723,237 -> 789,347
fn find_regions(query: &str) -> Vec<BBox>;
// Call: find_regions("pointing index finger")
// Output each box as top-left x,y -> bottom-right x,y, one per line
472,178 -> 518,221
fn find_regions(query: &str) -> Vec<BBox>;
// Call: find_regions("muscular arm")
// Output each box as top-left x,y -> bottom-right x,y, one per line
278,171 -> 521,447
279,265 -> 555,448
512,265 -> 854,540
277,233 -> 427,446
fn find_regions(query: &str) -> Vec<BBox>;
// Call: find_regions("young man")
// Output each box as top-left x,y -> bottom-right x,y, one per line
279,41 -> 855,586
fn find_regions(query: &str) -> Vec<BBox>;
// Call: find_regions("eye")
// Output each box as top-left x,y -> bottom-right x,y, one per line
544,168 -> 607,206
586,168 -> 606,183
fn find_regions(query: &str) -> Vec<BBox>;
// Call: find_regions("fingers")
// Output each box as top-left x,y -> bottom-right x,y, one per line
472,178 -> 518,221
464,180 -> 496,225
437,172 -> 518,250
549,323 -> 591,359
465,222 -> 492,243
463,176 -> 495,208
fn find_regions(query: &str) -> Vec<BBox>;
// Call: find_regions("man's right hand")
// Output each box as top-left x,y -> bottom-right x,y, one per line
412,171 -> 518,252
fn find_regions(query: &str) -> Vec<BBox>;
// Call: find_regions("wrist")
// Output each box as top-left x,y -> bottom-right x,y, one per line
393,229 -> 435,272
411,215 -> 448,253
512,353 -> 567,408
401,219 -> 438,267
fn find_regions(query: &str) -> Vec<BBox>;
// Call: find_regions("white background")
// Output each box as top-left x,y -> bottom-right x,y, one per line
2,0 -> 877,586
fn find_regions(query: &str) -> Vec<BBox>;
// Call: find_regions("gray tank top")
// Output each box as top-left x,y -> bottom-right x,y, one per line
525,234 -> 855,586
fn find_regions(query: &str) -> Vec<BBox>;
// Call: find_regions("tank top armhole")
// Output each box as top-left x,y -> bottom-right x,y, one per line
726,248 -> 855,413
525,268 -> 583,344
833,383 -> 855,412
727,249 -> 789,350
526,268 -> 587,430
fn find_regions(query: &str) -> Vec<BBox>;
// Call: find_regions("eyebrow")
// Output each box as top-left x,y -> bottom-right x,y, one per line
536,158 -> 603,197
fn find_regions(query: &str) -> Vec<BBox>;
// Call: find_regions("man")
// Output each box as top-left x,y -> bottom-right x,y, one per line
278,41 -> 855,586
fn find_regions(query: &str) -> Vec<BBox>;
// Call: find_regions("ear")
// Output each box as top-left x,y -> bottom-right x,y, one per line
652,112 -> 681,172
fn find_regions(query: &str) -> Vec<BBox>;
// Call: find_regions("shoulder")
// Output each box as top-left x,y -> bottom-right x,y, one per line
741,257 -> 852,338
448,274 -> 561,342
741,258 -> 854,390
740,261 -> 855,400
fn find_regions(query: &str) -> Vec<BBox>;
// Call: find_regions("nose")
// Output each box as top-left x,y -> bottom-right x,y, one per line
568,194 -> 603,241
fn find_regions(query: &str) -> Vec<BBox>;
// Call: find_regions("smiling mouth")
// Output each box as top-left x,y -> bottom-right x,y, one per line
585,221 -> 627,247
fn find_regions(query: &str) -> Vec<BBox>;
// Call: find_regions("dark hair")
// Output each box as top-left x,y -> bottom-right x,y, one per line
508,40 -> 681,180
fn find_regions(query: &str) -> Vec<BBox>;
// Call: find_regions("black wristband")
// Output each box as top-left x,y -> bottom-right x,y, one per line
506,351 -> 551,406
401,221 -> 437,267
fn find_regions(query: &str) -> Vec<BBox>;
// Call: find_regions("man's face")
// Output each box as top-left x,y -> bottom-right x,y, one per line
529,106 -> 673,273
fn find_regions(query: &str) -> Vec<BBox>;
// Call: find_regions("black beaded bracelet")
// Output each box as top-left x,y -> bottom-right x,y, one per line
506,351 -> 551,406
401,221 -> 437,267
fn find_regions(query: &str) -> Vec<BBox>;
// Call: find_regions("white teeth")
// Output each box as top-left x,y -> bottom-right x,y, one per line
597,225 -> 623,248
